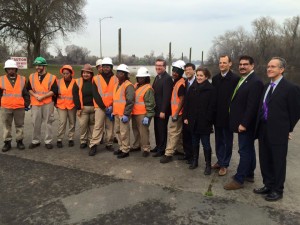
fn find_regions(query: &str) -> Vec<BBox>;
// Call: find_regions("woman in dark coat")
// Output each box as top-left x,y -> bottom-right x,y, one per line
183,67 -> 216,174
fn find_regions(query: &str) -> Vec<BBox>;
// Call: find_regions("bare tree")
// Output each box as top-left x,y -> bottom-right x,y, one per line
0,0 -> 86,64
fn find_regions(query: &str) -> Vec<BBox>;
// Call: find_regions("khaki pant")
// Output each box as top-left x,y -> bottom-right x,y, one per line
132,115 -> 151,152
77,106 -> 95,144
165,115 -> 183,156
115,115 -> 130,153
1,107 -> 25,141
89,108 -> 114,147
31,102 -> 55,144
57,107 -> 76,141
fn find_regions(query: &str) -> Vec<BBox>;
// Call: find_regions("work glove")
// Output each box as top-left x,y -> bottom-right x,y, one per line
25,106 -> 31,111
142,117 -> 150,126
105,106 -> 113,115
121,115 -> 129,123
172,115 -> 178,122
108,114 -> 114,121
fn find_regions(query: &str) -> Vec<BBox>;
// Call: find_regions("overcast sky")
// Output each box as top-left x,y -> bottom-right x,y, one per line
53,0 -> 300,61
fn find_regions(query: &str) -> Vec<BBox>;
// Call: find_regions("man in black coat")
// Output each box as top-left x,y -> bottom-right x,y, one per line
224,55 -> 264,190
151,59 -> 173,157
212,55 -> 239,176
253,57 -> 300,201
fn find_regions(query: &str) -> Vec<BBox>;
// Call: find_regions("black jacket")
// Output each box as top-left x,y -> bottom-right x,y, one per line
183,80 -> 216,134
229,72 -> 264,133
255,78 -> 300,144
152,71 -> 173,117
212,70 -> 239,127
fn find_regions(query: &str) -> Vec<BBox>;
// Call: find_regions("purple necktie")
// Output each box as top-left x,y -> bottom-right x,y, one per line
263,82 -> 275,120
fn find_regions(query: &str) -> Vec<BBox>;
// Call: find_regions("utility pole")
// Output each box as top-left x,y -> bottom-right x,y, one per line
99,16 -> 112,58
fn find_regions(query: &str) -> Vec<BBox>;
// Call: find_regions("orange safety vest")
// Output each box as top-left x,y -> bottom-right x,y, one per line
93,74 -> 118,108
57,78 -> 76,110
113,80 -> 133,116
75,78 -> 84,109
0,75 -> 25,109
29,72 -> 56,106
171,78 -> 185,116
132,84 -> 152,115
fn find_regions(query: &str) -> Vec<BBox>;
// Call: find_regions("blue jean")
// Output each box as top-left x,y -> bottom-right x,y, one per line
234,131 -> 256,184
214,127 -> 233,168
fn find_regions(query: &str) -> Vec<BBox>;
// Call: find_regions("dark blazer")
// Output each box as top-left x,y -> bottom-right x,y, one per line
212,70 -> 239,128
183,80 -> 216,134
255,78 -> 300,144
152,71 -> 173,117
229,72 -> 264,133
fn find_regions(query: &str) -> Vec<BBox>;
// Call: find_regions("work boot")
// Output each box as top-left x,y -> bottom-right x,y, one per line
204,148 -> 212,175
16,140 -> 25,150
68,140 -> 74,147
117,152 -> 129,159
2,141 -> 11,152
89,145 -> 97,156
57,141 -> 63,148
160,155 -> 173,163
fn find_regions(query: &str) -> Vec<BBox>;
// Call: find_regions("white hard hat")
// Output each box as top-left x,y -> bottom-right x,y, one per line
102,57 -> 113,66
117,64 -> 130,73
95,59 -> 102,67
4,59 -> 18,69
172,60 -> 186,70
136,67 -> 150,77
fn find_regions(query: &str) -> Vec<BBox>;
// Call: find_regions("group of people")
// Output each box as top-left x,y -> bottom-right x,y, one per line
1,55 -> 299,202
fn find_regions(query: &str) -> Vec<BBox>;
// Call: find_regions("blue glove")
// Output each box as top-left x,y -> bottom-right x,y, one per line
142,117 -> 149,126
108,114 -> 114,121
121,115 -> 129,123
25,106 -> 31,111
105,106 -> 113,115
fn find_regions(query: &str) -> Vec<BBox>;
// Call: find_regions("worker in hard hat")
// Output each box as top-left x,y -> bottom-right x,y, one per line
56,65 -> 77,148
26,56 -> 58,149
72,64 -> 95,151
160,60 -> 186,163
0,59 -> 30,152
95,59 -> 103,74
131,67 -> 155,157
89,57 -> 118,156
112,64 -> 135,158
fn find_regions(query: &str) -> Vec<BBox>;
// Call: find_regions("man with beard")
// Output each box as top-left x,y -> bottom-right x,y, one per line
224,55 -> 263,190
89,57 -> 118,156
26,57 -> 58,149
0,59 -> 30,151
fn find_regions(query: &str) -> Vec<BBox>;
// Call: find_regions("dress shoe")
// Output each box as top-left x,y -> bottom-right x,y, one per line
89,145 -> 97,156
150,148 -> 158,153
105,145 -> 113,151
204,165 -> 211,175
113,149 -> 122,155
245,176 -> 255,183
178,155 -> 190,161
45,144 -> 53,149
265,191 -> 283,201
186,159 -> 192,164
28,143 -> 40,149
80,143 -> 88,149
68,140 -> 74,147
57,141 -> 63,148
174,150 -> 184,156
224,179 -> 244,190
253,186 -> 271,195
2,141 -> 11,152
152,151 -> 164,157
211,163 -> 221,169
142,151 -> 149,157
16,140 -> 25,150
130,147 -> 141,152
160,155 -> 172,163
218,167 -> 227,176
189,160 -> 198,169
117,152 -> 129,159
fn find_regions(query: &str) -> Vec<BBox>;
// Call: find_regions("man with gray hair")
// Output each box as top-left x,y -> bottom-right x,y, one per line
253,57 -> 300,201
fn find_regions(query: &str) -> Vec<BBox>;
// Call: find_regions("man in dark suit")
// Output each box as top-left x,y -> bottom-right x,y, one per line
212,55 -> 239,176
224,55 -> 264,190
152,59 -> 173,157
253,57 -> 300,201
178,62 -> 196,163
